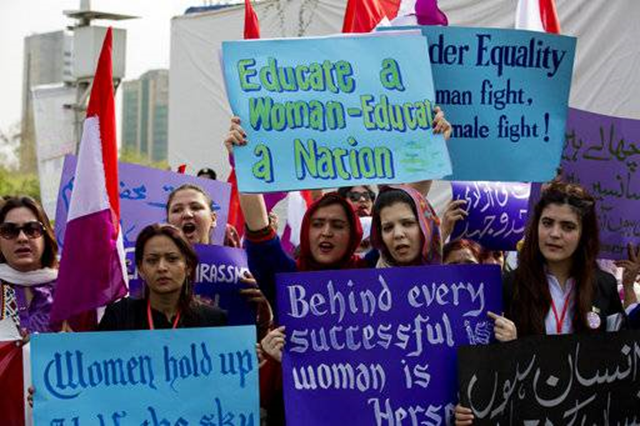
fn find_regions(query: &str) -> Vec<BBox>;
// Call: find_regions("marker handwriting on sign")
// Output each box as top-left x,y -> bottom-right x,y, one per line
240,57 -> 431,185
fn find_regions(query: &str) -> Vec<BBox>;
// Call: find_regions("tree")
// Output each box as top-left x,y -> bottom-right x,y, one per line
0,122 -> 40,200
0,167 -> 40,199
0,122 -> 21,168
118,146 -> 169,170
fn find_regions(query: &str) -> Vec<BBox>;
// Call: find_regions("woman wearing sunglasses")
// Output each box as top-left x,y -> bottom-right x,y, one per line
337,185 -> 376,217
0,196 -> 58,333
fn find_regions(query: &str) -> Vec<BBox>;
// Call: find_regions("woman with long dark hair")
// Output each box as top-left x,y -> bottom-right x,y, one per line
455,181 -> 631,425
0,196 -> 58,333
98,223 -> 226,330
506,181 -> 624,336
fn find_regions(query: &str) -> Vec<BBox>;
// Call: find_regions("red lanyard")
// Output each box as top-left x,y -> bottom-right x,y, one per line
147,299 -> 181,330
550,295 -> 571,334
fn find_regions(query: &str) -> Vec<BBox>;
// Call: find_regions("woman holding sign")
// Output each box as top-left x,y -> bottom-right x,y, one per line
454,181 -> 634,425
0,196 -> 58,334
165,183 -> 271,336
98,223 -> 226,330
224,118 -> 368,309
502,181 -> 628,337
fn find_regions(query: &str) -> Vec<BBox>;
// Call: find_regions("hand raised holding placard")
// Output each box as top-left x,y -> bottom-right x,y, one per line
261,326 -> 285,363
454,404 -> 474,426
487,311 -> 517,342
224,116 -> 247,154
441,199 -> 468,242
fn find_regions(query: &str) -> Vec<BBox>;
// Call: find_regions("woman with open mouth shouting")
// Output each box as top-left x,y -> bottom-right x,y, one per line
166,182 -> 273,338
0,196 -> 59,334
224,117 -> 367,313
225,117 -> 368,426
166,183 -> 217,246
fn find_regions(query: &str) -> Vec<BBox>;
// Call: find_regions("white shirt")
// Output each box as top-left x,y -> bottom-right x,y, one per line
544,273 -> 575,335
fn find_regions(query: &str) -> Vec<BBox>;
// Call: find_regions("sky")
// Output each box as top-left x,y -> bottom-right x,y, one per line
0,0 -> 219,134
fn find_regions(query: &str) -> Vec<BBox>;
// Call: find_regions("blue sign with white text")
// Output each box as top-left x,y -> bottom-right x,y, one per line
32,326 -> 259,426
223,33 -> 452,192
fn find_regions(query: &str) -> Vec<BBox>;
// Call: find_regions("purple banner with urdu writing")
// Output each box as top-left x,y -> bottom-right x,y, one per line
531,108 -> 640,259
275,264 -> 503,426
126,244 -> 254,325
54,155 -> 231,248
450,181 -> 530,251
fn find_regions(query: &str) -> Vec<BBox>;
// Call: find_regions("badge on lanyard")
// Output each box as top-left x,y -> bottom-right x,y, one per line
587,306 -> 601,329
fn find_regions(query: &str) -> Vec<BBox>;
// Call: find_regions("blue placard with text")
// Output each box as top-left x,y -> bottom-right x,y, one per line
32,326 -> 259,426
380,26 -> 576,182
222,33 -> 452,192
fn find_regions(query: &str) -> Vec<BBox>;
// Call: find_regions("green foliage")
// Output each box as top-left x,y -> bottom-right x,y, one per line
0,166 -> 41,200
0,122 -> 40,200
118,147 -> 169,170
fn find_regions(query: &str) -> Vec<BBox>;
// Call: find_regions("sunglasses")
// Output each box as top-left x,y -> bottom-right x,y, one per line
347,191 -> 373,202
0,222 -> 46,240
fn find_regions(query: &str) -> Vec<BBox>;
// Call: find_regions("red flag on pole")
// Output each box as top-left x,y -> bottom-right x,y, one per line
244,0 -> 261,39
342,0 -> 400,33
515,0 -> 561,34
50,28 -> 128,329
0,342 -> 24,425
227,0 -> 263,237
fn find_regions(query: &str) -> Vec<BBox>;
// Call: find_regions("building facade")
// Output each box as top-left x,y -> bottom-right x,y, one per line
121,69 -> 169,163
20,31 -> 73,173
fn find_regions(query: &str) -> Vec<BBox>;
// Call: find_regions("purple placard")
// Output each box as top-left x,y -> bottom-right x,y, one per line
530,108 -> 640,259
126,244 -> 254,325
276,264 -> 503,426
450,181 -> 530,251
54,155 -> 231,248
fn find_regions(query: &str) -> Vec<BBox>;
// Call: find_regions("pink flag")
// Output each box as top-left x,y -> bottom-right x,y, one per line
50,28 -> 127,327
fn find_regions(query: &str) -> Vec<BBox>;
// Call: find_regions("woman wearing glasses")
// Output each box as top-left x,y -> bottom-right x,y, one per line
337,185 -> 376,217
0,196 -> 58,333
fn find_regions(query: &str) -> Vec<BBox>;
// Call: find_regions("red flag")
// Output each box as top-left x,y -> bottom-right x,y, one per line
227,0 -> 262,237
226,168 -> 245,237
177,164 -> 187,174
51,28 -> 127,330
515,0 -> 561,34
539,0 -> 561,33
244,0 -> 261,39
0,342 -> 24,425
342,0 -> 401,33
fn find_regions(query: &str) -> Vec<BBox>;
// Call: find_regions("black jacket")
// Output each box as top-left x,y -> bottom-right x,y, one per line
98,297 -> 227,331
502,267 -> 625,335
